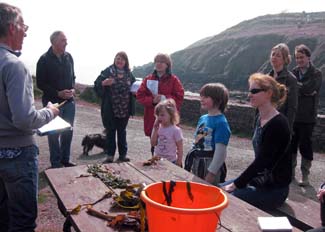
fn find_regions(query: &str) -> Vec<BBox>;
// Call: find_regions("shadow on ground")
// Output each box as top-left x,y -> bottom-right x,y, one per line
76,152 -> 106,161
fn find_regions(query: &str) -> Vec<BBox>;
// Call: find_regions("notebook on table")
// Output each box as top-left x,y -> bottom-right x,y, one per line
258,217 -> 292,232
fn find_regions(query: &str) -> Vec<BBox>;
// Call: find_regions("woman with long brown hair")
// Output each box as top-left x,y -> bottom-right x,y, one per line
94,51 -> 136,163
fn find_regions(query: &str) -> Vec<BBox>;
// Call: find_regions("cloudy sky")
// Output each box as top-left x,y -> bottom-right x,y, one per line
6,0 -> 325,84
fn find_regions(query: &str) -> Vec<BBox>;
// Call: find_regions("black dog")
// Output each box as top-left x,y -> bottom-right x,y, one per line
81,133 -> 107,155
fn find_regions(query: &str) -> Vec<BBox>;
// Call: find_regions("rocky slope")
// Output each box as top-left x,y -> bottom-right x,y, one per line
133,12 -> 325,109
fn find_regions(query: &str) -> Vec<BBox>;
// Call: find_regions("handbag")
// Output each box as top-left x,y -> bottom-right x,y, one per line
249,115 -> 289,188
249,168 -> 274,187
184,149 -> 227,182
249,143 -> 290,187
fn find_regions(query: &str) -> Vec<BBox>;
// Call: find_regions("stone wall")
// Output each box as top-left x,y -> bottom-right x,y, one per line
178,96 -> 325,152
179,97 -> 256,135
180,97 -> 325,152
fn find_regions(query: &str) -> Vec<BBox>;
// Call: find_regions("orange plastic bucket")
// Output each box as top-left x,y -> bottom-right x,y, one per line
140,181 -> 228,232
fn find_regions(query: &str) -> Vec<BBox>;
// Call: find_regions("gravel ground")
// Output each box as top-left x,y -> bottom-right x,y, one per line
35,100 -> 325,231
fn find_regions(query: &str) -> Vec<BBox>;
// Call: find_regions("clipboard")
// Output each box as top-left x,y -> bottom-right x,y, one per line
37,116 -> 72,136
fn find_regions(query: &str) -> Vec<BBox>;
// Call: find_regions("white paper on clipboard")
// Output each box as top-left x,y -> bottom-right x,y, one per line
147,80 -> 158,95
37,116 -> 72,136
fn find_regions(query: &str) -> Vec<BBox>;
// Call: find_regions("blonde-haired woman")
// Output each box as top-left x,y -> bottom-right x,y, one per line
269,43 -> 298,131
223,73 -> 291,210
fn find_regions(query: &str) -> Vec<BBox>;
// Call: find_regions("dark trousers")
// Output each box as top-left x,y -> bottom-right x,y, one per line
291,122 -> 315,160
106,117 -> 129,158
220,179 -> 289,210
48,100 -> 75,168
0,145 -> 39,232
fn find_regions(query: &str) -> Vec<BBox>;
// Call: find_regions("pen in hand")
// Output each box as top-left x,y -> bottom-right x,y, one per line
46,102 -> 60,117
53,100 -> 67,108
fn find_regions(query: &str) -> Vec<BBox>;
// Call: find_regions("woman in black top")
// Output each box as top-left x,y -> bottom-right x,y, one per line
223,73 -> 291,210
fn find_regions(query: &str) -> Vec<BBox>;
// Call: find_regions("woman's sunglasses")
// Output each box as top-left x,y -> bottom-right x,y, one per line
249,88 -> 266,94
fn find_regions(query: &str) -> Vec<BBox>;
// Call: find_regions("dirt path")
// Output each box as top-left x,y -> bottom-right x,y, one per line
35,100 -> 325,231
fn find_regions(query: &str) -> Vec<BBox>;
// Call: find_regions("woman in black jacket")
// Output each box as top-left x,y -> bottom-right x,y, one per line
268,43 -> 298,132
223,73 -> 291,210
94,51 -> 135,163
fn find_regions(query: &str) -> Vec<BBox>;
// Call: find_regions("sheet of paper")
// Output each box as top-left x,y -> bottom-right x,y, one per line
257,217 -> 292,231
147,80 -> 158,95
130,80 -> 142,93
37,116 -> 72,136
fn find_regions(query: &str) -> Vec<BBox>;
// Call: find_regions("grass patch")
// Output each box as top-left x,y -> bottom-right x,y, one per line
38,171 -> 49,190
38,192 -> 47,204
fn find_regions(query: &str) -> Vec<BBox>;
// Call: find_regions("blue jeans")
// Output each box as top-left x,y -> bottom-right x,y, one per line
106,117 -> 129,158
0,145 -> 39,232
220,179 -> 289,210
48,100 -> 75,168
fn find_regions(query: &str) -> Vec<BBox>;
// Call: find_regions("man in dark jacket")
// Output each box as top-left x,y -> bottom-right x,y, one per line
291,44 -> 322,186
36,31 -> 76,168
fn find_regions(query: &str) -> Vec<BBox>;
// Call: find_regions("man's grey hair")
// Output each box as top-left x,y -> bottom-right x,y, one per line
0,3 -> 21,38
50,31 -> 64,44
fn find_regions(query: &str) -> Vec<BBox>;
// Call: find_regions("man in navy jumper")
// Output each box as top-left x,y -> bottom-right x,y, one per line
37,31 -> 77,168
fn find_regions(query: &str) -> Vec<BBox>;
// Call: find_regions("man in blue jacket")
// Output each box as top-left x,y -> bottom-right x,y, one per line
37,31 -> 77,168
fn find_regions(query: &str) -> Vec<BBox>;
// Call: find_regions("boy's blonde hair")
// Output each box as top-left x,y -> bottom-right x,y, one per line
199,83 -> 229,113
154,99 -> 180,125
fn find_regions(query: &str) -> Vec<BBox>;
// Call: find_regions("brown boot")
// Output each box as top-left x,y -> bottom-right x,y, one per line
298,157 -> 312,186
298,175 -> 309,186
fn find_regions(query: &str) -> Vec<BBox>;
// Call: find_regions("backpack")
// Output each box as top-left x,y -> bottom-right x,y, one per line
184,148 -> 227,183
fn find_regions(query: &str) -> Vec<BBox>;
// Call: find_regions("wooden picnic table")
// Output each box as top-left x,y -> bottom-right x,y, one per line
45,159 -> 301,232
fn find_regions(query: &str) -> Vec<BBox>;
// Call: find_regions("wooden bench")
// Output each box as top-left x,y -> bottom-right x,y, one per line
45,160 -> 302,231
129,160 -> 303,231
267,187 -> 321,231
46,162 -> 153,232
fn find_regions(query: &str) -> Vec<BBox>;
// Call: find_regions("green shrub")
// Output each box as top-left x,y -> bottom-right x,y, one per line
32,75 -> 43,98
79,86 -> 101,104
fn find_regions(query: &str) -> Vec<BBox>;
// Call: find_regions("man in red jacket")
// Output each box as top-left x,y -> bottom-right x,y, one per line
137,53 -> 184,155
